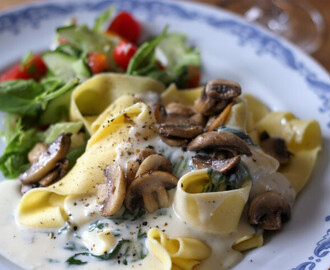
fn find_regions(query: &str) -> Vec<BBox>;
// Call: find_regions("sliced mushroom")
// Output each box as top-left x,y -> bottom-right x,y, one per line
135,154 -> 172,176
126,160 -> 140,186
248,191 -> 291,230
194,94 -> 227,116
160,136 -> 188,147
137,148 -> 157,162
158,123 -> 203,139
188,113 -> 207,126
125,171 -> 178,213
205,79 -> 241,100
98,164 -> 126,217
259,131 -> 291,165
152,103 -> 167,123
28,143 -> 47,163
194,79 -> 241,116
187,131 -> 252,156
39,159 -> 69,187
19,133 -> 72,185
192,155 -> 241,174
165,103 -> 195,117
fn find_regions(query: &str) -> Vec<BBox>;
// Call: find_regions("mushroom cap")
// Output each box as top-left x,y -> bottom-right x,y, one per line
135,154 -> 172,177
19,133 -> 72,184
192,155 -> 241,174
160,136 -> 188,147
165,103 -> 195,117
28,143 -> 48,164
205,79 -> 241,100
39,159 -> 69,187
159,123 -> 203,139
137,148 -> 157,162
187,131 -> 252,156
99,164 -> 126,217
248,191 -> 291,230
125,171 -> 178,213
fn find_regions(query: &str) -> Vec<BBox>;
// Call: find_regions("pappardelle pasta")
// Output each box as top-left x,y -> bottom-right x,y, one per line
0,73 -> 321,270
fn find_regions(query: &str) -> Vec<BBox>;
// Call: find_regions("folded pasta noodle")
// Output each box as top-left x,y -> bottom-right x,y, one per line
147,228 -> 211,270
70,73 -> 165,134
174,169 -> 252,234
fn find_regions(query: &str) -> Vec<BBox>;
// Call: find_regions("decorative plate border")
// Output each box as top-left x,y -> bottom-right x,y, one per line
291,215 -> 330,270
0,0 -> 330,128
0,1 -> 329,268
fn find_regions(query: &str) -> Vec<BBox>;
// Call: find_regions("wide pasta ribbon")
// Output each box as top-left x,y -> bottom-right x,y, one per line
256,111 -> 321,193
147,228 -> 211,270
18,100 -> 157,228
174,169 -> 251,234
70,73 -> 165,134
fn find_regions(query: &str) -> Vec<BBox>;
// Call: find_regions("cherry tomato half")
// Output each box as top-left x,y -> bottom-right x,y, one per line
107,11 -> 142,44
0,54 -> 47,82
87,52 -> 108,74
113,41 -> 138,70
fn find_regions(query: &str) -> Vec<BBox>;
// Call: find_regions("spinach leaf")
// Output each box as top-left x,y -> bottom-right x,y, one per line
66,239 -> 130,265
202,169 -> 227,193
217,126 -> 257,146
226,161 -> 251,190
202,161 -> 251,193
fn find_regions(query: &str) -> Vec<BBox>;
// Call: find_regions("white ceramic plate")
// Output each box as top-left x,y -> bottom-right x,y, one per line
0,0 -> 329,269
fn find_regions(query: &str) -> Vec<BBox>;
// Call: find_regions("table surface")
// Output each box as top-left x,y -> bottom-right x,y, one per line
0,0 -> 329,73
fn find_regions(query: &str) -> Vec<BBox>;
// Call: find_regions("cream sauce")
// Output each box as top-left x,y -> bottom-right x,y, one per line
0,180 -> 253,270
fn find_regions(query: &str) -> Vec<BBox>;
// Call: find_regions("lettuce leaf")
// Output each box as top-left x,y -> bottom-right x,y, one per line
0,78 -> 79,116
127,28 -> 200,87
0,118 -> 43,178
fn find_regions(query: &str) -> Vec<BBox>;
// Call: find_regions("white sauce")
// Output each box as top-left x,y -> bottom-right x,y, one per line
0,180 -> 253,270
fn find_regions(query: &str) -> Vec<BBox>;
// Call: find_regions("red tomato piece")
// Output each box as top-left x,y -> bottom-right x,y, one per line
113,41 -> 138,70
107,11 -> 142,44
0,54 -> 47,82
87,52 -> 108,74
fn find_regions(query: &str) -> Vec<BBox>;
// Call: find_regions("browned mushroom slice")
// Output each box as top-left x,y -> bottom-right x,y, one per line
98,164 -> 126,217
192,155 -> 241,174
194,94 -> 227,116
159,123 -> 203,139
187,131 -> 252,156
165,103 -> 195,117
152,103 -> 167,123
137,148 -> 157,162
188,113 -> 207,127
28,143 -> 48,164
205,79 -> 241,100
259,132 -> 292,165
248,191 -> 291,230
39,159 -> 69,187
19,133 -> 72,185
135,154 -> 172,176
126,160 -> 140,186
125,171 -> 178,213
160,136 -> 188,147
